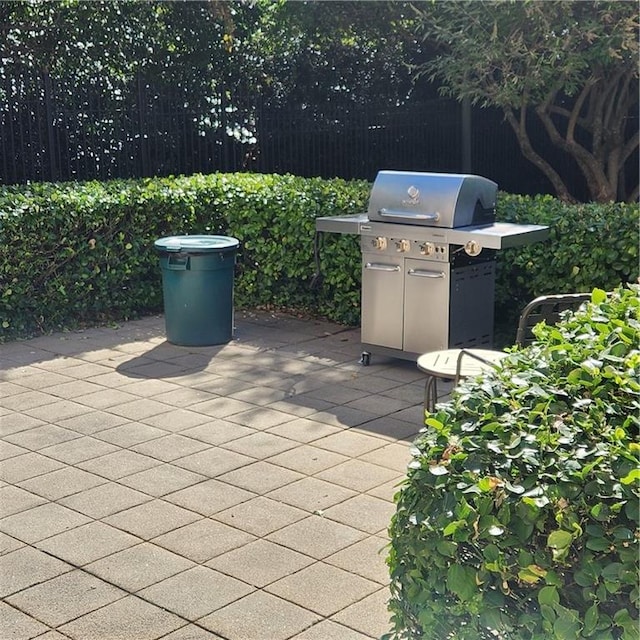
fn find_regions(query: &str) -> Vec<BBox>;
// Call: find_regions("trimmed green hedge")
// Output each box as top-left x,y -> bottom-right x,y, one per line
0,174 -> 637,342
387,286 -> 640,640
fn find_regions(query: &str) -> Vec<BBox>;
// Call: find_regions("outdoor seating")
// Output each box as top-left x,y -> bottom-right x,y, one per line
417,292 -> 592,411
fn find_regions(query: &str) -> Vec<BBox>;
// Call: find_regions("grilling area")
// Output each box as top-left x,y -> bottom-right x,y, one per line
316,171 -> 549,364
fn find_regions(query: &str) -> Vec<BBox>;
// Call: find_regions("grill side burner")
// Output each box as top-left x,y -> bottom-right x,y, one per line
315,171 -> 549,362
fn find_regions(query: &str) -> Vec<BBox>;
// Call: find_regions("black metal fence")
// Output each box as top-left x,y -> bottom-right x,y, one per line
0,69 -> 571,196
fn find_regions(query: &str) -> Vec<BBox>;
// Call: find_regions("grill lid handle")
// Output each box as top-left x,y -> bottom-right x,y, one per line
378,208 -> 440,222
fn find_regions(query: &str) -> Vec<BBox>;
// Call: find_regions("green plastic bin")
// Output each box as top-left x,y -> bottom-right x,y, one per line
155,235 -> 240,346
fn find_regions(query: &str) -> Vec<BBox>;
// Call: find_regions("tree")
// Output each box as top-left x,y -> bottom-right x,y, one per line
411,0 -> 639,203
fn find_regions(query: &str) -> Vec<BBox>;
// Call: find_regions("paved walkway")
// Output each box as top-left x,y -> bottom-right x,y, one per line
0,310 -> 449,640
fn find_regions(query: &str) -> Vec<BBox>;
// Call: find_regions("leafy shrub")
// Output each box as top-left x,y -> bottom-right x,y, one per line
387,286 -> 639,639
0,176 -> 637,342
494,194 -> 639,344
0,173 -> 365,340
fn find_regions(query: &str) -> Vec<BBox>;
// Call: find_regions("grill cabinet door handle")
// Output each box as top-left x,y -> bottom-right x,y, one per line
408,268 -> 445,278
365,262 -> 401,272
379,208 -> 440,222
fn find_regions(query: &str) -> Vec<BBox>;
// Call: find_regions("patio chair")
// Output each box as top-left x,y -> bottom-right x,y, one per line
418,292 -> 593,411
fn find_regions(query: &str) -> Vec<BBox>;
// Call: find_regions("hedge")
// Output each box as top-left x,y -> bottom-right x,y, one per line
0,174 -> 637,342
387,285 -> 639,640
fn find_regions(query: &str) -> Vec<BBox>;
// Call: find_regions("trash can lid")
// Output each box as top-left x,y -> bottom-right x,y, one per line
155,235 -> 239,253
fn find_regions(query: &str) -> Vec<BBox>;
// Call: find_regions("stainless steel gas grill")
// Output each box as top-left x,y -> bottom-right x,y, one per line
316,171 -> 549,364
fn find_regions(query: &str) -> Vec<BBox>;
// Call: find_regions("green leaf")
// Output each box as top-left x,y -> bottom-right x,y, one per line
446,564 -> 476,602
538,586 -> 560,607
547,530 -> 573,550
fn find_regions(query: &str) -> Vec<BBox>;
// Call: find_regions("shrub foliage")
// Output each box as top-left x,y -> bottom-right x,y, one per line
0,174 -> 637,342
387,286 -> 639,640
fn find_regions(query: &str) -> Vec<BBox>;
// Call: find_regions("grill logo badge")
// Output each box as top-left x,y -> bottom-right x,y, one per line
402,185 -> 420,206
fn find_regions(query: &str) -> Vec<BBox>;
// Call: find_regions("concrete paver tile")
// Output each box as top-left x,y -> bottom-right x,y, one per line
213,496 -> 307,537
207,539 -> 313,588
51,410 -> 131,435
73,388 -> 140,409
266,561 -> 379,617
367,477 -> 404,502
141,409 -> 213,432
266,444 -> 349,475
0,413 -> 47,437
225,406 -> 295,430
104,398 -> 172,421
352,416 -> 421,442
290,619 -> 373,640
312,429 -> 388,457
0,486 -> 47,518
0,502 -> 90,544
324,495 -> 395,533
220,431 -> 297,459
38,435 -> 120,464
2,390 -> 58,411
163,478 -> 255,516
58,595 -> 185,640
102,498 -> 201,540
302,384 -> 369,405
189,397 -> 256,419
266,477 -> 356,513
24,400 -> 87,422
266,417 -> 342,444
85,542 -> 194,592
43,380 -> 104,399
0,441 -> 29,461
0,601 -> 49,640
265,397 -> 335,418
331,587 -> 393,638
130,434 -> 211,462
0,546 -> 72,597
306,406 -> 379,429
138,565 -> 253,620
160,625 -> 224,639
3,424 -> 80,452
0,531 -> 25,556
172,447 -> 253,478
216,461 -> 303,494
227,385 -> 289,406
35,521 -> 142,566
266,514 -> 366,560
199,591 -> 321,640
117,378 -> 182,397
59,481 -> 152,519
119,464 -> 208,497
325,535 -> 390,585
145,386 -> 217,408
153,519 -> 255,564
17,466 -> 107,500
10,371 -> 73,391
316,459 -> 400,493
76,449 -> 162,480
93,421 -> 167,447
6,569 -> 126,627
180,420 -> 255,445
359,441 -> 413,472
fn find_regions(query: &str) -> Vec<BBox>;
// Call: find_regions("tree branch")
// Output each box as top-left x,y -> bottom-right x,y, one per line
503,105 -> 576,202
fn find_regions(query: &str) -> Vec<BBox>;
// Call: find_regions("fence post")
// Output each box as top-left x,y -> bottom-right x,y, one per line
43,71 -> 57,181
461,97 -> 472,173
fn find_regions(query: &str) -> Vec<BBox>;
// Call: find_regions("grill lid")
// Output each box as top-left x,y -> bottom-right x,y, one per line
367,171 -> 497,228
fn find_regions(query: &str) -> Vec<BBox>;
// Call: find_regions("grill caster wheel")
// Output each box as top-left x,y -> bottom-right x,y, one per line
360,351 -> 371,366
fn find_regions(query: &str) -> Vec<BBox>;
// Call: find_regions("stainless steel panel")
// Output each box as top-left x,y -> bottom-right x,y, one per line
361,253 -> 404,349
315,213 -> 369,235
357,220 -> 549,249
367,171 -> 497,228
403,259 -> 450,354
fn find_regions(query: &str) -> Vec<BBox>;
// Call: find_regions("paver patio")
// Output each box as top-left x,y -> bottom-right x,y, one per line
0,310 -> 452,640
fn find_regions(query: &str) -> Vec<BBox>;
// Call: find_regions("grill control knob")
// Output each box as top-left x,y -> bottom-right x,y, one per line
371,236 -> 387,250
420,242 -> 435,257
396,239 -> 411,253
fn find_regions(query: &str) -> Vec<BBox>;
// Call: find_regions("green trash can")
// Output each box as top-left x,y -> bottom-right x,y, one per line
154,235 -> 240,346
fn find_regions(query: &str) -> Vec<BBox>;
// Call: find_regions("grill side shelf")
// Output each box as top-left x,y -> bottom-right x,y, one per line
315,214 -> 369,235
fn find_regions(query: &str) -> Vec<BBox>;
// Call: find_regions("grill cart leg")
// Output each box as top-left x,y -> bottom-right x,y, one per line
360,351 -> 371,366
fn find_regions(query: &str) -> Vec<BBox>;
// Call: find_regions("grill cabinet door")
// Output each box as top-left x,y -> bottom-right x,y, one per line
361,254 -> 404,349
403,259 -> 450,354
